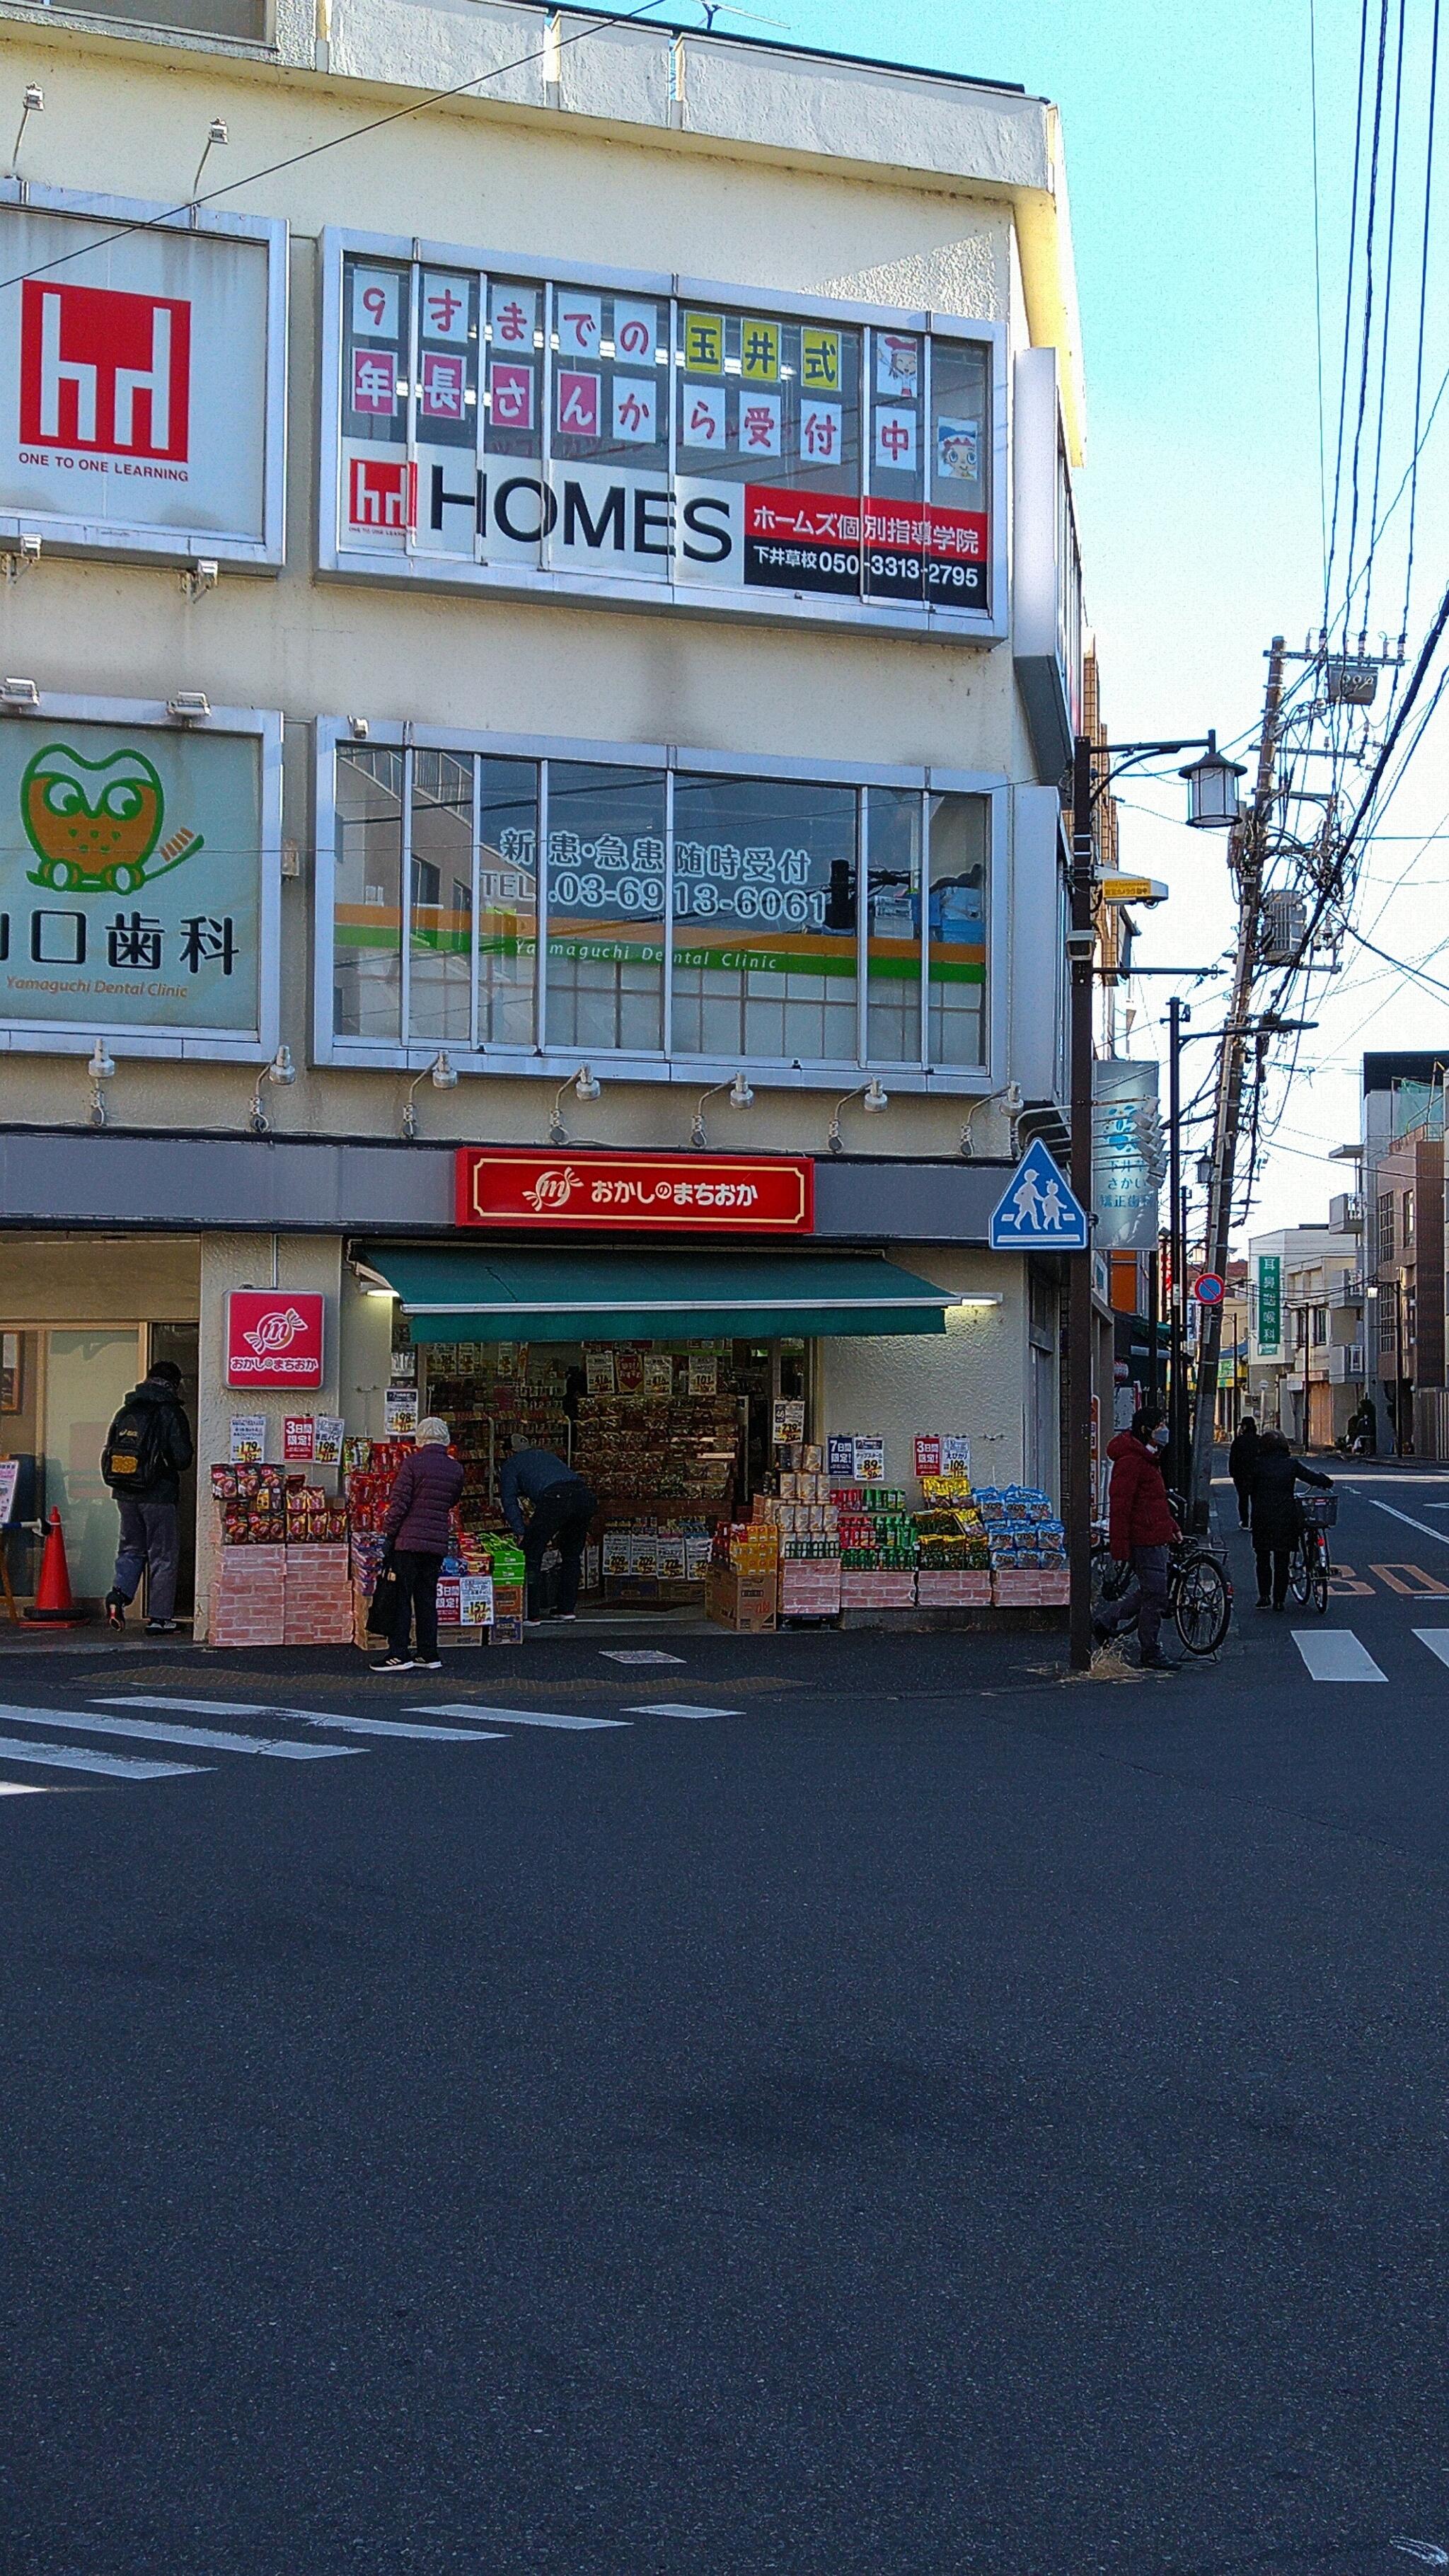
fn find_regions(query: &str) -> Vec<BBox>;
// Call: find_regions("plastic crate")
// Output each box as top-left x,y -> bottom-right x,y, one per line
1300,1493 -> 1338,1526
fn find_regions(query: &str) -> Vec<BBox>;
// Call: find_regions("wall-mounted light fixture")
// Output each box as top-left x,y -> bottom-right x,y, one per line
402,1051 -> 458,1140
249,1044 -> 296,1133
191,115 -> 228,202
1,675 -> 40,708
548,1064 -> 600,1146
826,1077 -> 888,1156
86,1039 -> 115,1128
8,83 -> 42,180
959,1080 -> 1024,1159
690,1070 -> 754,1148
166,692 -> 211,724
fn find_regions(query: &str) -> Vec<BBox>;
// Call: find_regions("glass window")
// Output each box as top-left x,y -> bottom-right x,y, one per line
334,746 -> 404,1041
342,258 -> 410,454
928,337 -> 991,616
927,792 -> 988,1069
865,787 -> 922,1065
409,751 -> 473,1045
478,758 -> 539,1047
552,284 -> 669,477
865,325 -> 925,604
545,763 -> 667,1054
671,773 -> 858,1063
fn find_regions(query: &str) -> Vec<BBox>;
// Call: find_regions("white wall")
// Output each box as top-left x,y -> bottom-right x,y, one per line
816,1247 -> 1033,1492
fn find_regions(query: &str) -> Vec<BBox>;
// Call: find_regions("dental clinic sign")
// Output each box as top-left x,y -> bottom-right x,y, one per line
321,232 -> 1003,634
226,1291 -> 326,1388
0,188 -> 287,565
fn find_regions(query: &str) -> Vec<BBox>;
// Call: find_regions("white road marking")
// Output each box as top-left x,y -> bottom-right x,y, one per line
1291,1631 -> 1387,1682
94,1696 -> 503,1743
1412,1630 -> 1449,1670
0,1779 -> 57,1795
625,1702 -> 744,1720
599,1649 -> 685,1666
0,1706 -> 359,1760
1345,1491 -> 1449,1547
412,1702 -> 628,1731
0,1732 -> 204,1779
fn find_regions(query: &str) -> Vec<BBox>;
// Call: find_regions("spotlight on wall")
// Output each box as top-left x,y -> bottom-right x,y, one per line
402,1051 -> 458,1139
548,1064 -> 601,1146
827,1078 -> 889,1156
959,1080 -> 1024,1159
192,114 -> 229,201
691,1070 -> 755,1148
86,1039 -> 115,1128
249,1044 -> 295,1134
166,692 -> 211,724
8,83 -> 42,181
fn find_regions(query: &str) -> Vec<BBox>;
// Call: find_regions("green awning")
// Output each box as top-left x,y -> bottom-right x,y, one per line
356,1245 -> 952,1344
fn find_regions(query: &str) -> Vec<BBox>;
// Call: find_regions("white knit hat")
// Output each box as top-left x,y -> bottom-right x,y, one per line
415,1416 -> 450,1445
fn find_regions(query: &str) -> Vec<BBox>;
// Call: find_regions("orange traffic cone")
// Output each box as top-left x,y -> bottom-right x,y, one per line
25,1507 -> 85,1625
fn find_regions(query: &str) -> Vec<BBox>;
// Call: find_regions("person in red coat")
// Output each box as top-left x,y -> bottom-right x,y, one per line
1095,1404 -> 1181,1669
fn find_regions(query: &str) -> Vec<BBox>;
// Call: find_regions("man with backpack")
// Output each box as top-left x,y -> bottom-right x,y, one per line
100,1358 -> 193,1634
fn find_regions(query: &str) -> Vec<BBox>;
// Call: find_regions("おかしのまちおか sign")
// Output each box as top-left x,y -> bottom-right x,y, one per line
0,710 -> 279,1051
226,1292 -> 325,1388
456,1149 -> 814,1232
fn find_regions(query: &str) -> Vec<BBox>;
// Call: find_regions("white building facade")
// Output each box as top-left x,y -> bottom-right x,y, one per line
0,0 -> 1090,1628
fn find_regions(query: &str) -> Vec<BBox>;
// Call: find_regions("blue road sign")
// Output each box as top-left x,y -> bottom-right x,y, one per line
988,1139 -> 1090,1252
1191,1271 -> 1225,1307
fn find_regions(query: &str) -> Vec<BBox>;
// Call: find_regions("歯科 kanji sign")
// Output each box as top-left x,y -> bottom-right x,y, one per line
226,1290 -> 325,1387
455,1149 -> 814,1233
1,192 -> 284,564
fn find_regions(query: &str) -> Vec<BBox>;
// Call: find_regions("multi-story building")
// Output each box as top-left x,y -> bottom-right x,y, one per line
0,2 -> 1094,1628
1247,1214 -> 1363,1449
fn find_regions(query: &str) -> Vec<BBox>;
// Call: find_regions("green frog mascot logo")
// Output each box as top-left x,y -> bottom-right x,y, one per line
20,742 -> 203,894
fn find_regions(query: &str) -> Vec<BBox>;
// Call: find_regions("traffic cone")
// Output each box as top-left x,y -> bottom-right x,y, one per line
25,1508 -> 85,1625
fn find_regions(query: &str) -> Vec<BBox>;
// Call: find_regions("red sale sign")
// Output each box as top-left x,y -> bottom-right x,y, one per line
456,1149 -> 814,1234
226,1291 -> 325,1387
21,280 -> 190,464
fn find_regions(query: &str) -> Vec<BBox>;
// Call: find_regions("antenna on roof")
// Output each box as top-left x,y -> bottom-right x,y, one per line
699,4 -> 791,29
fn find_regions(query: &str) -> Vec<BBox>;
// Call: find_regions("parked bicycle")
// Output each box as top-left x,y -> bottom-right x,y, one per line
1091,1495 -> 1233,1660
1288,1490 -> 1336,1614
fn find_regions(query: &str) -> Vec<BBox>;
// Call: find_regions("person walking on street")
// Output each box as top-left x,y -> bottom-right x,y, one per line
101,1358 -> 193,1635
1228,1415 -> 1259,1528
499,1441 -> 598,1624
1095,1404 -> 1180,1670
1248,1427 -> 1332,1611
371,1417 -> 465,1673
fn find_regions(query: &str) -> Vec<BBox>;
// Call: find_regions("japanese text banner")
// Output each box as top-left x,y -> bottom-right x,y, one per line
456,1148 -> 814,1232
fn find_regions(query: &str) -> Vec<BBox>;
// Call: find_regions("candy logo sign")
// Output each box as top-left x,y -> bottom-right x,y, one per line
20,743 -> 202,894
522,1166 -> 581,1214
226,1290 -> 325,1387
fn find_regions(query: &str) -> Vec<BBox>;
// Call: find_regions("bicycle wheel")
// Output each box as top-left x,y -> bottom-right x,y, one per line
1288,1542 -> 1311,1606
1092,1544 -> 1130,1612
1311,1536 -> 1330,1615
1174,1552 -> 1232,1656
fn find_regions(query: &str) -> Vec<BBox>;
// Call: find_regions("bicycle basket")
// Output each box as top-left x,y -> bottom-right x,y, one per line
1300,1494 -> 1338,1526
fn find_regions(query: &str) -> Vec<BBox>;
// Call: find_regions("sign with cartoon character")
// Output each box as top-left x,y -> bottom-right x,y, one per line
0,702 -> 280,1051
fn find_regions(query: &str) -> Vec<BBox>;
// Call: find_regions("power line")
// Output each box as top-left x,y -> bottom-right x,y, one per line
1402,0 -> 1442,647
0,0 -> 669,299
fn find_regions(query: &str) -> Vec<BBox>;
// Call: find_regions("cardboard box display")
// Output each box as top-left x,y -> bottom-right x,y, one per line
704,1564 -> 777,1631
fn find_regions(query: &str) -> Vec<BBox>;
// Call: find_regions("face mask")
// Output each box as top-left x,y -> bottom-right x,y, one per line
1152,1426 -> 1170,1448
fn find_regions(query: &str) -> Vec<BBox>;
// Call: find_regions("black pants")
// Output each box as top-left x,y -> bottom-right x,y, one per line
1254,1542 -> 1293,1609
1232,1477 -> 1252,1528
523,1482 -> 596,1617
390,1549 -> 443,1660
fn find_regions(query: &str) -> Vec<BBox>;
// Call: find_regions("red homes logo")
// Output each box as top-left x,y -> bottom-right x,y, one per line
225,1290 -> 325,1388
348,456 -> 417,531
20,281 -> 191,467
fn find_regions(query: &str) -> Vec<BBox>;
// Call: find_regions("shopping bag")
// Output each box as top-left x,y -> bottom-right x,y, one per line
366,1557 -> 400,1638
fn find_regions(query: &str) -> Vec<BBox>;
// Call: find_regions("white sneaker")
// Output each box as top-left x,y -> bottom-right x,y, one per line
553,1613 -> 577,1622
415,1657 -> 443,1670
371,1656 -> 415,1672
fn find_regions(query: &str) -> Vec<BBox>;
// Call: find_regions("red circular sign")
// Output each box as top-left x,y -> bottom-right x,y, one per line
1191,1272 -> 1225,1307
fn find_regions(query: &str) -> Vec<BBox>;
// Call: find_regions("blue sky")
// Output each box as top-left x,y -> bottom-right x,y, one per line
679,0 -> 1449,1238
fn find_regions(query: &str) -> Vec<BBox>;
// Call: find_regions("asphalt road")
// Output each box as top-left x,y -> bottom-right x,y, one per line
4,1467 -> 1449,2575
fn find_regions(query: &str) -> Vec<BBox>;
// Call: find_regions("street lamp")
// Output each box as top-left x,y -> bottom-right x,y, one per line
1066,728 -> 1227,1673
1180,732 -> 1247,830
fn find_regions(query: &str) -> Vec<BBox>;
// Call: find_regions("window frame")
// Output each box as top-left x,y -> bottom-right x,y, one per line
318,227 -> 1009,644
314,717 -> 1005,1093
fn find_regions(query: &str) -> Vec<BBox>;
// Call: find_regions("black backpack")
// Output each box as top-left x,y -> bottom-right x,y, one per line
102,1396 -> 168,1494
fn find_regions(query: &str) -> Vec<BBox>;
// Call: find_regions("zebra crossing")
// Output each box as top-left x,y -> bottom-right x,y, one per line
1291,1627 -> 1449,1683
0,1687 -> 744,1798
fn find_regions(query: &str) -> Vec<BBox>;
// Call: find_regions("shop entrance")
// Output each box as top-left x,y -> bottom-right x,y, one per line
0,1321 -> 198,1616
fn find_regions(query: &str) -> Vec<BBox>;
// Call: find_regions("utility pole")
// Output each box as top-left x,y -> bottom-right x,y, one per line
1166,995 -> 1185,1494
1187,635 -> 1287,1527
1066,732 -> 1097,1672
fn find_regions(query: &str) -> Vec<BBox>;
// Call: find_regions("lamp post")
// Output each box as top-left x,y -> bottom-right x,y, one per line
1067,730 -> 1232,1673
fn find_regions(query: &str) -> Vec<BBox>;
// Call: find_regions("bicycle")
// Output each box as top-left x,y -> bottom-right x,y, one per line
1288,1491 -> 1336,1614
1090,1519 -> 1234,1660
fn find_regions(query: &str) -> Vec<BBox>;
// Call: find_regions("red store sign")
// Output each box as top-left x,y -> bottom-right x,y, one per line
455,1149 -> 814,1235
226,1290 -> 326,1387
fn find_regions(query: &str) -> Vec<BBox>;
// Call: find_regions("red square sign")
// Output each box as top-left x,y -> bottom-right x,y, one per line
226,1290 -> 325,1388
21,280 -> 191,463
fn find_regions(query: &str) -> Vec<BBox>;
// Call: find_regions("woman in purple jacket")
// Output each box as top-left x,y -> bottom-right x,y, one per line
372,1417 -> 466,1673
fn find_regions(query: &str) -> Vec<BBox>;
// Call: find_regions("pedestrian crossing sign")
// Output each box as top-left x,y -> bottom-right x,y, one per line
988,1139 -> 1090,1251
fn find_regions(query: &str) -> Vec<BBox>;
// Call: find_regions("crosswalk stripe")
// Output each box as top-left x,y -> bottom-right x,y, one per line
412,1702 -> 628,1731
625,1703 -> 744,1720
0,1732 -> 204,1779
1291,1631 -> 1388,1682
1412,1629 -> 1449,1670
0,1706 -> 359,1760
1351,1493 -> 1449,1548
94,1695 -> 504,1744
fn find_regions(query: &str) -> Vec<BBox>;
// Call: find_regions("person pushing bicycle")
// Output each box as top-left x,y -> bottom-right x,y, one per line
1095,1405 -> 1180,1670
